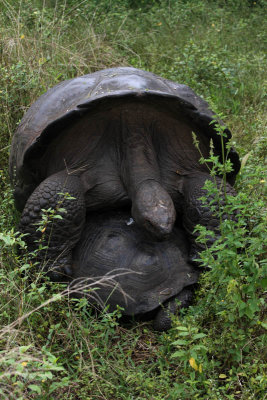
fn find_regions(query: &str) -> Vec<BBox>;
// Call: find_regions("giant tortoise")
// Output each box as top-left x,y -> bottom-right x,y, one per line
9,67 -> 240,329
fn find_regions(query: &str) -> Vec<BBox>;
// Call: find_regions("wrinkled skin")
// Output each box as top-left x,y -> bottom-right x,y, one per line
19,102 -> 235,278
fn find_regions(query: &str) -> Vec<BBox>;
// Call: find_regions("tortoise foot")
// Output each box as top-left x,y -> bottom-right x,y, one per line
153,288 -> 194,332
153,299 -> 177,332
45,256 -> 73,282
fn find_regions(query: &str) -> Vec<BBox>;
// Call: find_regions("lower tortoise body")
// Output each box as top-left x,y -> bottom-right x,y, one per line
71,210 -> 199,331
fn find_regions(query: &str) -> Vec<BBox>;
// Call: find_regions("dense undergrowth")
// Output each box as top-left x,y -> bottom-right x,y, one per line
0,0 -> 266,399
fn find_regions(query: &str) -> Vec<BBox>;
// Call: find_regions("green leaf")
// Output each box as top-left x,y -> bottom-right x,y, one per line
170,351 -> 186,359
28,385 -> 42,394
19,345 -> 32,353
43,371 -> 53,379
172,339 -> 188,346
178,332 -> 190,337
192,333 -> 207,340
175,326 -> 188,331
58,208 -> 67,213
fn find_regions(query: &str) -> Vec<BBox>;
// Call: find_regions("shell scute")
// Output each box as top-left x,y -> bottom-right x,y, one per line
72,210 -> 199,315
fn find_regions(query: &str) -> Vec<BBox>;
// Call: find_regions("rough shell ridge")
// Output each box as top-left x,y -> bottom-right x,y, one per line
9,67 -> 240,186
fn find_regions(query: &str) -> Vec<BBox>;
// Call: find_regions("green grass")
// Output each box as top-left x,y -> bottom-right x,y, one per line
0,1 -> 266,399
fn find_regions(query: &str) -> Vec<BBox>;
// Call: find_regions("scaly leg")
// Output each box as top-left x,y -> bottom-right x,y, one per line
153,288 -> 194,331
19,170 -> 86,280
182,173 -> 236,264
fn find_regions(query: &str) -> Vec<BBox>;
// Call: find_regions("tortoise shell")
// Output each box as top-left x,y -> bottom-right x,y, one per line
71,210 -> 199,315
9,67 -> 240,204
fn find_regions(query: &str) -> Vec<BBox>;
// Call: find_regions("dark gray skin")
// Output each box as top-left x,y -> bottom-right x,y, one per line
10,68 -> 240,329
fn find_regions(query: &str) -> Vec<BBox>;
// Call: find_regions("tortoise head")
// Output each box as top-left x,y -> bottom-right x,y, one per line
131,181 -> 176,239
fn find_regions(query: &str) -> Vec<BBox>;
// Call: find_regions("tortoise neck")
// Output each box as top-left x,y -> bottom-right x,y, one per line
119,102 -> 149,126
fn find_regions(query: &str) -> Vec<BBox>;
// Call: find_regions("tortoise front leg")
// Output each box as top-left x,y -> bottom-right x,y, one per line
19,170 -> 85,280
182,173 -> 236,264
